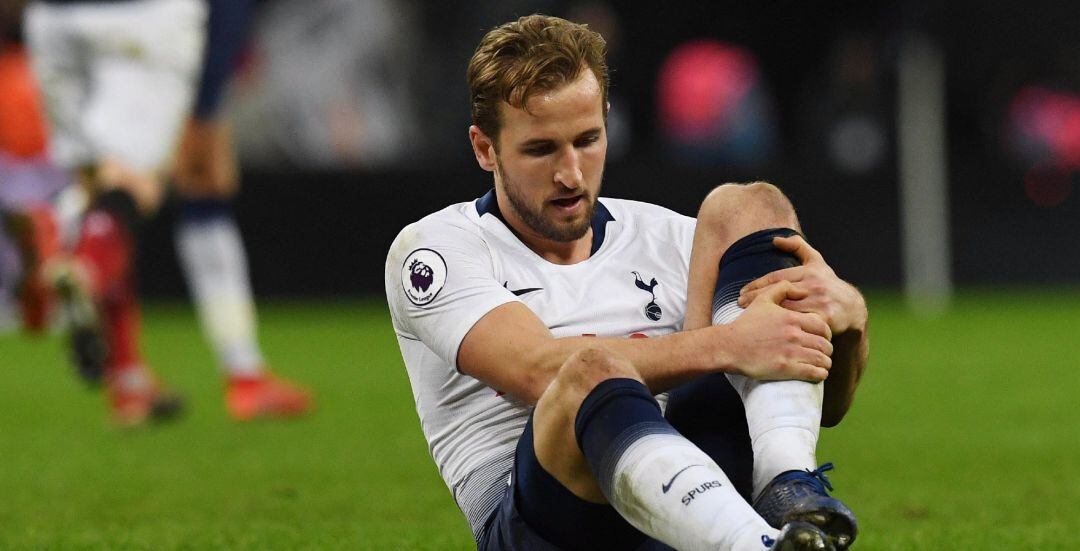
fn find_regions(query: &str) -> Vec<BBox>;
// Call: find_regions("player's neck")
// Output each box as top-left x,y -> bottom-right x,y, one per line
496,200 -> 593,264
518,227 -> 593,265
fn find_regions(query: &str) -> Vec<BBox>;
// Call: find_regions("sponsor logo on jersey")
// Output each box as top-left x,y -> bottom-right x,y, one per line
631,271 -> 663,321
681,480 -> 723,506
401,249 -> 448,306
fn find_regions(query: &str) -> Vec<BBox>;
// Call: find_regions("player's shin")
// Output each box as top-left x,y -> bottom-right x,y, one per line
725,372 -> 823,500
49,188 -> 140,381
175,199 -> 263,375
73,189 -> 140,295
575,378 -> 778,551
714,228 -> 823,498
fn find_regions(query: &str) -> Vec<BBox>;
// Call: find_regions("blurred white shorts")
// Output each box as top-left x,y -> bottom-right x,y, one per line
24,0 -> 206,173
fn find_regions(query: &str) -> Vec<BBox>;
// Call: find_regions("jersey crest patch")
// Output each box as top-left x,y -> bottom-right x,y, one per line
402,249 -> 448,306
632,271 -> 663,321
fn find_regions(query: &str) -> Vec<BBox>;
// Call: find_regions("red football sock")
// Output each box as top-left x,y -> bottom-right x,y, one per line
103,276 -> 143,375
72,200 -> 142,375
73,209 -> 133,298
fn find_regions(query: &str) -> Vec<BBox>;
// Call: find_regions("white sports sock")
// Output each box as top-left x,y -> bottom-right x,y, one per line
606,432 -> 779,551
176,215 -> 264,376
714,302 -> 822,499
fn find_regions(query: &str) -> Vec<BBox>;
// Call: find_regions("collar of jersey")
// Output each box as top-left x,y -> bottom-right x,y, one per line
474,189 -> 615,256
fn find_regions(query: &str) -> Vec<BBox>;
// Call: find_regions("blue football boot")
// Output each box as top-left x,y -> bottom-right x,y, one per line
753,463 -> 857,549
764,521 -> 835,551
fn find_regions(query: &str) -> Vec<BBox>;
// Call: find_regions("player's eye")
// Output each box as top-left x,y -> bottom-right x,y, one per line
522,144 -> 555,156
575,134 -> 600,148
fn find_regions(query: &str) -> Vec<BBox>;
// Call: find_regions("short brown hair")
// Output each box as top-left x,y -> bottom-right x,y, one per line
467,14 -> 609,143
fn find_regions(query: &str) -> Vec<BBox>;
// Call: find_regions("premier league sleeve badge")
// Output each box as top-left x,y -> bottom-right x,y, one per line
401,248 -> 448,306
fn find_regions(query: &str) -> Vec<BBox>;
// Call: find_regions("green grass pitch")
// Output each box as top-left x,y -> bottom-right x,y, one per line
1,292 -> 1079,549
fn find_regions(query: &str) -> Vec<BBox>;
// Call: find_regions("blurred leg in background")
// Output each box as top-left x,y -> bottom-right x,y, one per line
0,40 -> 68,335
172,0 -> 310,421
23,0 -> 206,426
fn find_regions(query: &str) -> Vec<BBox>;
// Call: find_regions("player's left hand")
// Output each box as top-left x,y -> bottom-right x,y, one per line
737,235 -> 867,335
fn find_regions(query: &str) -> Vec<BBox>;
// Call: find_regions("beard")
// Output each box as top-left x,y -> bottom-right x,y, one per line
497,157 -> 597,243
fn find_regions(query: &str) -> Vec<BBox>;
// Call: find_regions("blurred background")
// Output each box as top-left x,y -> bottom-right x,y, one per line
3,0 -> 1080,308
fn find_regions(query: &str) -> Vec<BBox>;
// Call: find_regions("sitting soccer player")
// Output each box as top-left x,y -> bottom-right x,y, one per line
385,15 -> 868,551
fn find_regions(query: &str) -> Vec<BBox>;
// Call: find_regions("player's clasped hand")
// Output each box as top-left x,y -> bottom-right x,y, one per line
738,235 -> 868,336
726,280 -> 834,383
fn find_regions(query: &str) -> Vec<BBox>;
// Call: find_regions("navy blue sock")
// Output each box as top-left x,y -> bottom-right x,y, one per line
513,417 -> 648,550
574,378 -> 679,499
177,197 -> 233,225
713,228 -> 802,311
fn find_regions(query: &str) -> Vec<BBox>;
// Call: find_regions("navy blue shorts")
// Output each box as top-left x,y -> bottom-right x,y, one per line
478,373 -> 751,550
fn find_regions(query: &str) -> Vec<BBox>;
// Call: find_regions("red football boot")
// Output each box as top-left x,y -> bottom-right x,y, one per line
226,372 -> 312,421
106,365 -> 184,427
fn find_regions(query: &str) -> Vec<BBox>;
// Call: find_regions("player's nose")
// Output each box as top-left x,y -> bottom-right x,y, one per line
553,147 -> 584,189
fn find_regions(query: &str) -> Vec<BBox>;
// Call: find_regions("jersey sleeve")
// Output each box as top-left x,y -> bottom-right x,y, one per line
385,220 -> 519,371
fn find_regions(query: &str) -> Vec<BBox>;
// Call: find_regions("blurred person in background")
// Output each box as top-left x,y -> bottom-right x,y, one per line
171,0 -> 311,421
21,0 -> 205,426
17,0 -> 307,426
657,39 -> 778,168
999,49 -> 1080,208
1004,83 -> 1080,207
0,6 -> 68,332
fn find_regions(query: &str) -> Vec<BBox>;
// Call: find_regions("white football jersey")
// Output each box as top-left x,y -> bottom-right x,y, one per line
24,0 -> 206,172
385,190 -> 696,539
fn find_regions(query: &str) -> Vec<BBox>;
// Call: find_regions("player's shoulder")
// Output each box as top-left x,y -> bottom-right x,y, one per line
601,197 -> 695,230
600,198 -> 696,259
412,200 -> 483,231
388,201 -> 485,252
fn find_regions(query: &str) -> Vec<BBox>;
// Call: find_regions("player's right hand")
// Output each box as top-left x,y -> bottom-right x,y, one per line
723,280 -> 833,382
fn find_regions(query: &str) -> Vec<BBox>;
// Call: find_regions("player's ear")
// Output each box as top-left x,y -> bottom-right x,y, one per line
469,125 -> 497,172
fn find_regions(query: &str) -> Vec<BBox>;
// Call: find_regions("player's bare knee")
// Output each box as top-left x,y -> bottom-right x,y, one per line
534,349 -> 629,435
563,346 -> 637,391
87,159 -> 164,216
541,347 -> 637,408
531,348 -> 623,503
698,182 -> 800,246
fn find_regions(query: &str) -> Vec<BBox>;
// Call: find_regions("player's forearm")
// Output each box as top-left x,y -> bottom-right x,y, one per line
454,302 -> 707,405
520,328 -> 732,403
821,326 -> 868,427
459,304 -> 744,405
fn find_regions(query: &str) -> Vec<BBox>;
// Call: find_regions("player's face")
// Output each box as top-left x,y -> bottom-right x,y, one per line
490,70 -> 608,243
